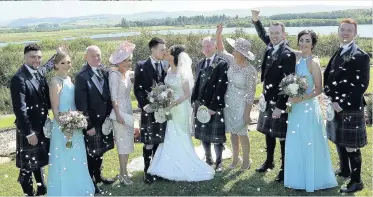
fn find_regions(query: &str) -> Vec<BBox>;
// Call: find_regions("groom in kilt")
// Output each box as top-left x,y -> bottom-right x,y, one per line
191,36 -> 228,172
251,9 -> 296,182
324,18 -> 370,193
134,37 -> 167,184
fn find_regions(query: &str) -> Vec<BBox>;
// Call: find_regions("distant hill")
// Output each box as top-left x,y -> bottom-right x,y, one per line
3,5 -> 368,28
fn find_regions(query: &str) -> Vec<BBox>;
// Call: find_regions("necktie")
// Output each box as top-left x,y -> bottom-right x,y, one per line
205,59 -> 211,71
269,48 -> 275,56
34,72 -> 41,82
155,62 -> 161,78
96,69 -> 104,87
337,47 -> 344,56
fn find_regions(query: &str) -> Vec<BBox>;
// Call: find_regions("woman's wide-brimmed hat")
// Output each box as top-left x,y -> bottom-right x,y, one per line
226,37 -> 255,60
109,41 -> 136,65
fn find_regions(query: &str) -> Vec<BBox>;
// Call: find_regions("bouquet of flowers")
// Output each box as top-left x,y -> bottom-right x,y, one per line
279,74 -> 308,113
147,82 -> 175,123
318,93 -> 335,121
58,110 -> 88,148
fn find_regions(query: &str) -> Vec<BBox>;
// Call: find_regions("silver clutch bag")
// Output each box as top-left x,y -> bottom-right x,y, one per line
43,117 -> 53,138
102,118 -> 113,135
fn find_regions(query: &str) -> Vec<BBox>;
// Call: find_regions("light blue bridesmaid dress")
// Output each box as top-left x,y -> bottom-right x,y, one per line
284,57 -> 338,192
47,77 -> 94,196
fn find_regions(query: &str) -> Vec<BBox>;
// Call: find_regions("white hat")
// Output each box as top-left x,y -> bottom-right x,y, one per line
109,41 -> 136,65
226,37 -> 255,60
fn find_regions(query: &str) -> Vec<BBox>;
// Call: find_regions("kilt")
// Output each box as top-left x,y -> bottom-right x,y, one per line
256,105 -> 288,138
84,124 -> 115,157
16,128 -> 50,171
194,104 -> 226,144
139,111 -> 166,145
326,110 -> 367,148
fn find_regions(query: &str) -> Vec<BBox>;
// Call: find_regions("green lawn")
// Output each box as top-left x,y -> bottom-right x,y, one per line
0,127 -> 371,196
0,115 -> 15,129
0,25 -> 216,43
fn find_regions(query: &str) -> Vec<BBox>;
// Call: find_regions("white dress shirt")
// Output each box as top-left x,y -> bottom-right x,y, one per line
340,40 -> 354,56
272,40 -> 285,55
204,53 -> 216,69
150,56 -> 162,76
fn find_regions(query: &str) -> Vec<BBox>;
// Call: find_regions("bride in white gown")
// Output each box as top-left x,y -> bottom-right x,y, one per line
148,45 -> 215,181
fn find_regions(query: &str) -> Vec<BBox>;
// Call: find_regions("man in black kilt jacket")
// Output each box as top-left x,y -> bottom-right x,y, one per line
134,37 -> 167,184
10,44 -> 56,196
75,45 -> 115,194
324,18 -> 370,193
251,9 -> 296,182
191,36 -> 228,172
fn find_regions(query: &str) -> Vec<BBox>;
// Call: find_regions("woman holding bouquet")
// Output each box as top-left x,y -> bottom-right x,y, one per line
108,41 -> 136,185
147,45 -> 215,181
47,49 -> 94,196
284,30 -> 337,192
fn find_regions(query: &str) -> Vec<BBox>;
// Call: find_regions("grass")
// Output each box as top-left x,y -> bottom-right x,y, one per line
0,25 -> 216,43
0,115 -> 15,129
0,127 -> 371,196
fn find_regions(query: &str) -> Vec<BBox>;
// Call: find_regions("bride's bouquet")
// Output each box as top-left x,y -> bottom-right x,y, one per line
279,74 -> 308,113
147,82 -> 175,123
58,110 -> 88,148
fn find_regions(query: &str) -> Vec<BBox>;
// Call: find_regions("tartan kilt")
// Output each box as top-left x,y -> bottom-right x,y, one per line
256,105 -> 288,138
326,110 -> 367,148
194,105 -> 226,144
84,124 -> 114,157
16,128 -> 50,171
140,111 -> 166,145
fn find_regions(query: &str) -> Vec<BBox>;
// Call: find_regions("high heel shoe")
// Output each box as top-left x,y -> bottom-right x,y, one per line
239,159 -> 253,172
228,157 -> 242,169
118,174 -> 134,185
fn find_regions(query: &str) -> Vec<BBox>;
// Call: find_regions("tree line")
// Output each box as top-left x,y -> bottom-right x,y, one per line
116,9 -> 372,28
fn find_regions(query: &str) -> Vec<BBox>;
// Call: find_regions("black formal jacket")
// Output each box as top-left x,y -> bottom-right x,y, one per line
191,54 -> 229,111
253,20 -> 296,110
324,43 -> 370,111
134,58 -> 167,109
74,64 -> 113,131
10,64 -> 51,135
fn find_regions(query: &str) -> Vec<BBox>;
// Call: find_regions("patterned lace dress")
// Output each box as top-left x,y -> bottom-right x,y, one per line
219,50 -> 257,135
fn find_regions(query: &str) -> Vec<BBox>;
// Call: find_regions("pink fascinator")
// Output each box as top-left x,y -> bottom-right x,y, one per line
109,41 -> 136,65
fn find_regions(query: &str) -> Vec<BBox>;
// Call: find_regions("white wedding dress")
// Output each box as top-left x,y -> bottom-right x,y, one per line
147,71 -> 215,182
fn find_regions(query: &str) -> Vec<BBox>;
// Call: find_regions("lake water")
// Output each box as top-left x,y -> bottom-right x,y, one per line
0,25 -> 372,47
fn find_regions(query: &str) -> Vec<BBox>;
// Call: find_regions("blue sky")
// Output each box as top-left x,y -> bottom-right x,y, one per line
0,0 -> 371,21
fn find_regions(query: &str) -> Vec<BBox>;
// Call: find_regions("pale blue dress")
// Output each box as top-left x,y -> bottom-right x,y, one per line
284,57 -> 337,192
47,77 -> 94,196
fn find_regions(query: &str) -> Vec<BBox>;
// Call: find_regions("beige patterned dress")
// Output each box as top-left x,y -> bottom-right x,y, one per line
219,50 -> 257,135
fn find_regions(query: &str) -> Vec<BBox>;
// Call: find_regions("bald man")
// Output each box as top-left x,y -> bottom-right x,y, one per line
75,45 -> 115,194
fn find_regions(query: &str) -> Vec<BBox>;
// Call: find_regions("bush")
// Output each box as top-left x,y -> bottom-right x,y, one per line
0,30 -> 371,114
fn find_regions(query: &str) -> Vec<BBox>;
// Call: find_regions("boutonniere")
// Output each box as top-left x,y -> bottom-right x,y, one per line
342,53 -> 354,63
211,62 -> 218,69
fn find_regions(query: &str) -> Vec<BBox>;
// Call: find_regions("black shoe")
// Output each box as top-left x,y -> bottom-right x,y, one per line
154,175 -> 166,181
255,161 -> 274,172
94,184 -> 102,194
35,186 -> 46,196
334,168 -> 350,178
96,176 -> 116,184
144,173 -> 154,184
275,170 -> 284,182
215,162 -> 224,172
340,181 -> 364,193
20,183 -> 34,196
